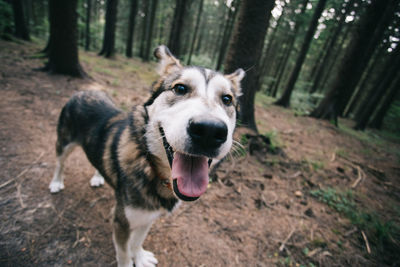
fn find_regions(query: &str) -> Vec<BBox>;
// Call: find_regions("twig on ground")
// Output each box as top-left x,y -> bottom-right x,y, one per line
16,183 -> 26,208
0,151 -> 45,189
361,230 -> 371,254
330,151 -> 336,162
351,166 -> 364,189
279,228 -> 296,252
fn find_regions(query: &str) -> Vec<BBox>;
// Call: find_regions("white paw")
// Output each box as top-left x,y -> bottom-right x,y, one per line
49,181 -> 64,193
90,172 -> 105,187
134,248 -> 158,267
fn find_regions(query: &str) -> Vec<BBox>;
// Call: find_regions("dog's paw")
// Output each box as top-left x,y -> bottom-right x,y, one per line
49,181 -> 64,193
134,248 -> 158,267
90,172 -> 105,187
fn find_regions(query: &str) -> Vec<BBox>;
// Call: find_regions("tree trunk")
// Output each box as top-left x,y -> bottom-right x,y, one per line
268,0 -> 310,97
311,0 -> 397,124
11,0 -> 30,40
318,25 -> 351,92
309,0 -> 353,94
187,0 -> 204,65
260,1 -> 287,77
125,0 -> 138,58
46,0 -> 85,77
369,75 -> 400,129
168,0 -> 189,58
343,46 -> 385,117
85,0 -> 91,51
224,0 -> 275,132
354,45 -> 400,130
143,0 -> 158,62
99,0 -> 118,58
275,0 -> 327,107
216,0 -> 240,71
139,0 -> 150,58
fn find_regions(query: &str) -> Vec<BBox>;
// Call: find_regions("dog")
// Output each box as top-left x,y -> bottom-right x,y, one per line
49,45 -> 244,267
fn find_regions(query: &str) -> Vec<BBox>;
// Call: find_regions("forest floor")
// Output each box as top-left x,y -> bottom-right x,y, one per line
0,40 -> 399,267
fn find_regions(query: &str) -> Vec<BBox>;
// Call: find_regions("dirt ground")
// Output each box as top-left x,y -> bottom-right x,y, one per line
1,40 -> 399,267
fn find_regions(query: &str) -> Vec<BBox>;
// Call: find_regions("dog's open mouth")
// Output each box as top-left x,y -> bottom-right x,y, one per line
159,127 -> 210,201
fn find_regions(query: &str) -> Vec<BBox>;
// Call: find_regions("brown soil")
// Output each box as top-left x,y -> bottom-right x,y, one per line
1,40 -> 399,267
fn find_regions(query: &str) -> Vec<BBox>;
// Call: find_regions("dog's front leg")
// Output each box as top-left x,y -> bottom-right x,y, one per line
113,215 -> 132,267
130,223 -> 158,267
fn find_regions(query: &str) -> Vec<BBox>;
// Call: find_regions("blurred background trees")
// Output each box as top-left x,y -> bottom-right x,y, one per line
0,0 -> 399,133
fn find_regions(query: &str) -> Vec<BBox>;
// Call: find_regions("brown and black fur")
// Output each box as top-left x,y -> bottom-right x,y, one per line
56,90 -> 178,211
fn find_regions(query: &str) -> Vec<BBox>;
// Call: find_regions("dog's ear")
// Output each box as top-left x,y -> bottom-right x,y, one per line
154,45 -> 182,76
225,68 -> 245,96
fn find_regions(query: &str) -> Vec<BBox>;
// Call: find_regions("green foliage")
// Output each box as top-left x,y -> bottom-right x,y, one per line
311,187 -> 400,257
263,130 -> 281,153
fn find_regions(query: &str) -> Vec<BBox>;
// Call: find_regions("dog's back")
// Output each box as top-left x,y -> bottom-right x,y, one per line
55,91 -> 122,185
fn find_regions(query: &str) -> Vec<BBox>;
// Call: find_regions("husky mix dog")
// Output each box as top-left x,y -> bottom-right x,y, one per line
49,45 -> 244,267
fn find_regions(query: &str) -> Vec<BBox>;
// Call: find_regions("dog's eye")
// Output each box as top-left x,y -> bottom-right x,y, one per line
221,95 -> 233,106
173,84 -> 189,95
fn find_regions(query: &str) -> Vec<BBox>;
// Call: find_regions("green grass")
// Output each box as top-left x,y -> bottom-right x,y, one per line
263,130 -> 281,153
311,187 -> 400,260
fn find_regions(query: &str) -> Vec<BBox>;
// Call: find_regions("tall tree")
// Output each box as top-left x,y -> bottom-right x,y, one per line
311,0 -> 397,124
45,0 -> 85,77
99,0 -> 118,58
224,0 -> 275,131
275,0 -> 328,107
269,0 -> 309,97
187,0 -> 204,65
143,0 -> 158,61
369,75 -> 400,129
215,0 -> 240,70
354,45 -> 400,130
125,0 -> 138,58
85,0 -> 91,51
168,0 -> 189,58
139,0 -> 150,58
11,0 -> 30,40
309,0 -> 354,94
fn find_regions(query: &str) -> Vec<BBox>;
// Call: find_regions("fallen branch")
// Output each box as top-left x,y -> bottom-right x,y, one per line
279,228 -> 296,252
16,183 -> 26,208
351,166 -> 364,189
0,151 -> 45,189
361,230 -> 371,254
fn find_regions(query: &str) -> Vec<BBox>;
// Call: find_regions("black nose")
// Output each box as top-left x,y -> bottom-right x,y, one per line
188,119 -> 228,149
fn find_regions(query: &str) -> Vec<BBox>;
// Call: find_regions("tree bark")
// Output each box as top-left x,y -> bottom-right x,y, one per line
11,0 -> 30,40
275,0 -> 328,107
85,0 -> 91,51
260,1 -> 287,78
269,0 -> 309,97
168,0 -> 189,58
143,0 -> 158,62
187,0 -> 204,65
99,0 -> 118,58
310,0 -> 397,124
46,0 -> 85,77
139,0 -> 150,58
354,45 -> 400,130
216,0 -> 240,71
343,46 -> 385,117
369,75 -> 400,129
125,0 -> 138,58
309,0 -> 353,94
224,0 -> 275,132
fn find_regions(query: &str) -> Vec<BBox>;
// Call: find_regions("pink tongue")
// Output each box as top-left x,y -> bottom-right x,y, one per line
171,152 -> 209,198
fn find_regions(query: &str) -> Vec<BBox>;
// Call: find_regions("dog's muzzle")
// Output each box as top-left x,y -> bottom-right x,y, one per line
159,127 -> 213,202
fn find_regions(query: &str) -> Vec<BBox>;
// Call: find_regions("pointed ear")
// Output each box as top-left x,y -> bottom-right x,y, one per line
154,45 -> 182,76
225,68 -> 245,96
